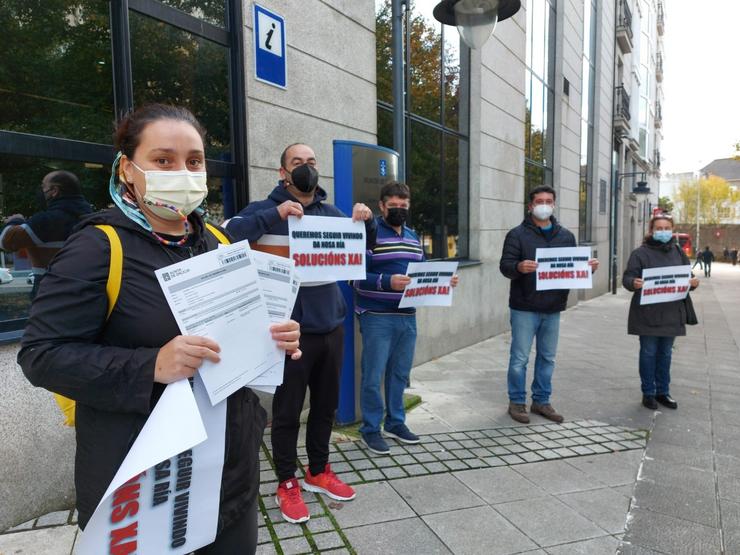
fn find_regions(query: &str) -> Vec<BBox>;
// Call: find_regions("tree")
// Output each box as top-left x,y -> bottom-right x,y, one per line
673,175 -> 740,224
375,0 -> 467,258
658,196 -> 674,213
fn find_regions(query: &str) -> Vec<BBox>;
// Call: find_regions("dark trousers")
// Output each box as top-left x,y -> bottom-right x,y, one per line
193,498 -> 258,555
272,325 -> 344,482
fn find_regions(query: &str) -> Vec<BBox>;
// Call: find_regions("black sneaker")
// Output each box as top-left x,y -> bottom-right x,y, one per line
656,394 -> 678,409
361,432 -> 390,455
383,424 -> 420,444
642,395 -> 658,410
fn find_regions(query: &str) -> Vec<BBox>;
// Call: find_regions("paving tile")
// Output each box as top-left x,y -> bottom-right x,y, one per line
381,466 -> 409,480
389,473 -> 485,515
622,508 -> 721,554
443,459 -> 470,471
495,496 -> 606,547
392,454 -> 416,466
257,525 -> 272,544
6,518 -> 35,532
424,505 -> 537,555
328,481 -> 415,528
350,458 -> 376,471
632,479 -> 719,528
0,526 -> 78,554
358,468 -> 384,481
272,522 -> 304,539
305,517 -> 334,534
513,460 -> 604,494
423,462 -> 448,473
312,530 -> 345,550
558,487 -> 631,533
344,517 -> 451,555
721,499 -> 740,554
255,542 -> 279,555
638,459 -> 715,495
278,535 -> 312,554
719,473 -> 740,503
566,452 -> 643,486
545,535 -> 620,554
455,466 -> 548,504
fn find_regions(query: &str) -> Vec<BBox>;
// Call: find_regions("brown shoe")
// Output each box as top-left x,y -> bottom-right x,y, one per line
508,403 -> 530,424
530,402 -> 564,423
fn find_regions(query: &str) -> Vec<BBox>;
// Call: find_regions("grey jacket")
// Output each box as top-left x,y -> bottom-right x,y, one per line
622,238 -> 694,336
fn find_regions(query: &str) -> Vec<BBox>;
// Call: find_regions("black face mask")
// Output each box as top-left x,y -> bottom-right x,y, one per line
287,164 -> 319,193
385,207 -> 408,227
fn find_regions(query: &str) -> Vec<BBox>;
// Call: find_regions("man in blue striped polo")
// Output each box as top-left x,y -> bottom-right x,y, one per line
353,181 -> 458,454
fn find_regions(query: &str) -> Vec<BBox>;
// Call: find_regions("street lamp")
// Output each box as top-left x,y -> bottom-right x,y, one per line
610,171 -> 650,295
432,0 -> 522,49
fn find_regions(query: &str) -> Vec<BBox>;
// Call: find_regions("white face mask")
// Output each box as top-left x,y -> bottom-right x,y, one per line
532,204 -> 554,221
130,161 -> 208,220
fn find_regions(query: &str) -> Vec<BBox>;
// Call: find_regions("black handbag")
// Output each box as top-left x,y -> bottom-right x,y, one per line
675,243 -> 699,325
684,294 -> 698,325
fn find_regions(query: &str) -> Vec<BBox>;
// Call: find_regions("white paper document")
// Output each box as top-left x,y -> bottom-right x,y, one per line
535,246 -> 593,290
155,240 -> 279,405
248,250 -> 301,394
212,244 -> 300,394
398,261 -> 458,308
75,376 -> 227,554
288,215 -> 366,282
640,265 -> 691,305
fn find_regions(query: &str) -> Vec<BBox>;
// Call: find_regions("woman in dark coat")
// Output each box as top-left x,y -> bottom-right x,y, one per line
622,214 -> 699,410
19,104 -> 300,554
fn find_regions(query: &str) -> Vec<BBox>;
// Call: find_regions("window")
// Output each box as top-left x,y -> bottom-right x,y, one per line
0,0 -> 247,335
524,0 -> 556,205
579,0 -> 597,242
375,0 -> 470,259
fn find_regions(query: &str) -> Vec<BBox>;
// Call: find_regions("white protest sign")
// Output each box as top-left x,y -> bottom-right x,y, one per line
75,376 -> 226,555
535,246 -> 592,290
398,261 -> 458,309
640,264 -> 691,305
288,215 -> 366,282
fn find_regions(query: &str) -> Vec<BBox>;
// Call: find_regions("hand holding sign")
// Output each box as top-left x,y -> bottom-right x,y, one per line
398,261 -> 459,309
391,274 -> 412,291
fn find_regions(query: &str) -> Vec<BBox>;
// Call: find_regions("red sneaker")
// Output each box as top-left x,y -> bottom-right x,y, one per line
303,464 -> 356,501
275,478 -> 310,523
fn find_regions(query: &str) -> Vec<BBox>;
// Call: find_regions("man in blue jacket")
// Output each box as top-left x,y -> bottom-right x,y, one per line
226,143 -> 376,524
499,186 -> 598,424
353,181 -> 458,454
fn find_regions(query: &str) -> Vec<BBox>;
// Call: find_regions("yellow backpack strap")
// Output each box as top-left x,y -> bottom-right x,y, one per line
206,222 -> 231,245
55,225 -> 123,427
95,224 -> 123,319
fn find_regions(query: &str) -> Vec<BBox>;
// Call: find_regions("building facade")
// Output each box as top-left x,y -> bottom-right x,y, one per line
0,0 -> 667,528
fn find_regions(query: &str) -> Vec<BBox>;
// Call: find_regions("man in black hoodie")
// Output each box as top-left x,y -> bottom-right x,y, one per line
499,186 -> 599,424
227,143 -> 376,524
0,170 -> 93,297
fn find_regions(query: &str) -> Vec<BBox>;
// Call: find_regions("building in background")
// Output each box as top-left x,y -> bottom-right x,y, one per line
0,0 -> 667,362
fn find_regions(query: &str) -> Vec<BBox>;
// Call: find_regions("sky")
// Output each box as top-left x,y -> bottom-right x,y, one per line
660,0 -> 740,174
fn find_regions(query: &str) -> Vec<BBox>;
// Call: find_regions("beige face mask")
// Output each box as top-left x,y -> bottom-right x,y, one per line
130,161 -> 208,220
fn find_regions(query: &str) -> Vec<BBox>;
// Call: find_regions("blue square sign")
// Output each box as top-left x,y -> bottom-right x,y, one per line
253,4 -> 287,89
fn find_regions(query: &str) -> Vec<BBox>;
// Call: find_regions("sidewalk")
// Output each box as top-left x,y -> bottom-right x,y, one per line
2,264 -> 738,554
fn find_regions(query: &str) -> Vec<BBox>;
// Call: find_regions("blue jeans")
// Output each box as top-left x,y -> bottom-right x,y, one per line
358,312 -> 417,434
638,335 -> 674,396
507,309 -> 560,405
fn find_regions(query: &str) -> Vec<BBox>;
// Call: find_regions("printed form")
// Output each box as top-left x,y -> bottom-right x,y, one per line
156,240 -> 280,405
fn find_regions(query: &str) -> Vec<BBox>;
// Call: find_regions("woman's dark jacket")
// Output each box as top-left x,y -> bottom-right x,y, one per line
18,207 -> 266,531
622,238 -> 695,336
499,216 -> 577,313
